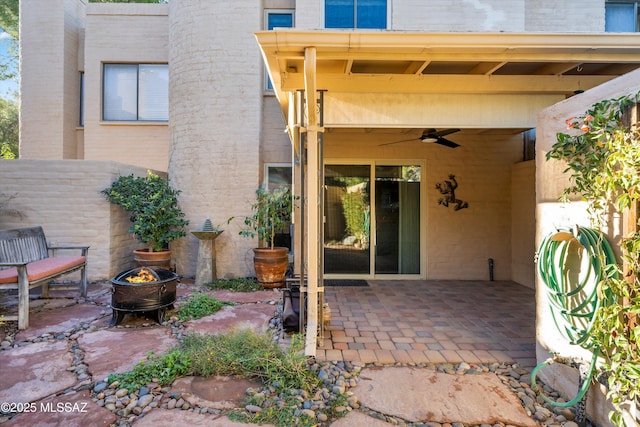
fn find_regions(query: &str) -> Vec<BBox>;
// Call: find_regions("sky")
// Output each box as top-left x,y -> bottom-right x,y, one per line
0,31 -> 18,99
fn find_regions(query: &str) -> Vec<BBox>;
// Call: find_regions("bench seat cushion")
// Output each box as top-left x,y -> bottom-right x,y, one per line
0,256 -> 86,284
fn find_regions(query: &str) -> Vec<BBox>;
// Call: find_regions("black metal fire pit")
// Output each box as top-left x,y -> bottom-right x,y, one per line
110,267 -> 177,326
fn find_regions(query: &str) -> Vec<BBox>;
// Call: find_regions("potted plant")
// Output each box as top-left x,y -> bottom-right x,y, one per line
102,171 -> 189,269
239,185 -> 294,287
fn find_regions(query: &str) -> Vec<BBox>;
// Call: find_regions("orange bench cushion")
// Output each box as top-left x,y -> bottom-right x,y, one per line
0,256 -> 86,284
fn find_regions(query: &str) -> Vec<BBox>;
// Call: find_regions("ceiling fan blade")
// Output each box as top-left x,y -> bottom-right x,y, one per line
433,137 -> 460,148
378,137 -> 417,146
431,128 -> 461,137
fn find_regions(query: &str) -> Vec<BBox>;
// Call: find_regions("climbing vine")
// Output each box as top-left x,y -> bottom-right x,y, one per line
547,92 -> 640,425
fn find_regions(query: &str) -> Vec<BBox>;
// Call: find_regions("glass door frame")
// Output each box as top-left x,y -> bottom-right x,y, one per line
323,159 -> 427,280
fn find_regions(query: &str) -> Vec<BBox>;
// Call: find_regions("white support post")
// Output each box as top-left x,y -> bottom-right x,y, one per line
304,47 -> 320,356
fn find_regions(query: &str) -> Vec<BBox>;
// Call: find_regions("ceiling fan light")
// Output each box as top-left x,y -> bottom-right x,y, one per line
421,137 -> 438,143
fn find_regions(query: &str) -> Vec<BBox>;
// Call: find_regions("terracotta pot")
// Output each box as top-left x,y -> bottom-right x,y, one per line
252,247 -> 288,288
133,248 -> 172,270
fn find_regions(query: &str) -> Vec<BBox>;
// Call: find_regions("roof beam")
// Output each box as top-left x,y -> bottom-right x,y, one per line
279,73 -> 614,94
272,51 -> 640,64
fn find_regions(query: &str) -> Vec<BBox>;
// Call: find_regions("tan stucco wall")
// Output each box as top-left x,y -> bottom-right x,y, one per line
20,0 -> 86,160
324,130 -> 524,281
535,68 -> 640,426
0,160 -> 158,281
82,4 -> 170,172
261,97 -> 292,171
511,160 -> 535,289
167,0 -> 264,279
324,93 -> 566,129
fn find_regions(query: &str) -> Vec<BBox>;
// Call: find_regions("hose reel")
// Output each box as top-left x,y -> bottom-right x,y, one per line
533,226 -> 616,424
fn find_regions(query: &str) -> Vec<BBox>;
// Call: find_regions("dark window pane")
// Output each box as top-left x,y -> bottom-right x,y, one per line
326,0 -> 355,28
268,13 -> 293,29
356,0 -> 386,28
606,3 -> 637,32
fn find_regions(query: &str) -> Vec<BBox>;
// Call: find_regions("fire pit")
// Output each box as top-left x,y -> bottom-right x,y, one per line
110,267 -> 177,326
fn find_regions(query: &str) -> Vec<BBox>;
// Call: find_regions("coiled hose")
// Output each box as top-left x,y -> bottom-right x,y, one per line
533,226 -> 616,414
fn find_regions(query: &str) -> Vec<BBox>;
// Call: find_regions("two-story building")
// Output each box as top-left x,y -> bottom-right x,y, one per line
14,2 -> 640,424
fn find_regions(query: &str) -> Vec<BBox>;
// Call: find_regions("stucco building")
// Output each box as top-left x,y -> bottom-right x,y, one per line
9,1 -> 640,424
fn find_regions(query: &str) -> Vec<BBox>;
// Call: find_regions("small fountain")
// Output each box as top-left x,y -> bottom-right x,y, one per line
190,218 -> 223,287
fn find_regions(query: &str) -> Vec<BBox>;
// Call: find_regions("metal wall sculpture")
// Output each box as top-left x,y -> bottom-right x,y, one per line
435,174 -> 468,211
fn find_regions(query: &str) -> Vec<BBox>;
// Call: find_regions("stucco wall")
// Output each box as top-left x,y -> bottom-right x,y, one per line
261,97 -> 292,170
324,130 -> 524,281
20,0 -> 86,160
167,0 -> 264,279
511,160 -> 535,289
0,160 -> 158,281
82,4 -> 170,172
535,68 -> 640,426
525,0 -> 604,32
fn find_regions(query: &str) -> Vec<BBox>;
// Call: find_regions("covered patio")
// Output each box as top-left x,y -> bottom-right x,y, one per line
255,30 -> 640,358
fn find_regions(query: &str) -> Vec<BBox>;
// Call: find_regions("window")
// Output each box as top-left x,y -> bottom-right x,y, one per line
265,10 -> 294,91
103,64 -> 168,121
265,163 -> 293,249
265,163 -> 292,190
606,1 -> 640,31
325,0 -> 387,29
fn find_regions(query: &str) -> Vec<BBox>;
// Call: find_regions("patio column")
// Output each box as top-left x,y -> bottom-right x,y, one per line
304,47 -> 324,356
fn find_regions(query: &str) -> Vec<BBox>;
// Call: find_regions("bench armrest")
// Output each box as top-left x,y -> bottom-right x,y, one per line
48,245 -> 90,256
0,262 -> 28,268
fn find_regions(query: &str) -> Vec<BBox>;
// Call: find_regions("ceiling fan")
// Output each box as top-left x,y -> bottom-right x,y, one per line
379,128 -> 461,148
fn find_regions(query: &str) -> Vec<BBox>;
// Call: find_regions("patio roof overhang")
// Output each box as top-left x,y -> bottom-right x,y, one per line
256,30 -> 640,125
254,30 -> 640,356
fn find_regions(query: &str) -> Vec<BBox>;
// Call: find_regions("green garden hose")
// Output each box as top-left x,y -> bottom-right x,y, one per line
533,226 -> 616,413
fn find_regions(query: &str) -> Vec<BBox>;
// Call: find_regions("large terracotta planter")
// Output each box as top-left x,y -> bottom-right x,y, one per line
133,248 -> 171,270
253,247 -> 288,288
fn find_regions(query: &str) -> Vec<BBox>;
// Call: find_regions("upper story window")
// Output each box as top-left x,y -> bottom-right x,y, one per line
325,0 -> 387,29
265,10 -> 294,91
103,64 -> 168,121
606,1 -> 640,31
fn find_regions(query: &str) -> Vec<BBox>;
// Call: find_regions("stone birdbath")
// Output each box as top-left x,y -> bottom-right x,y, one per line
191,218 -> 223,287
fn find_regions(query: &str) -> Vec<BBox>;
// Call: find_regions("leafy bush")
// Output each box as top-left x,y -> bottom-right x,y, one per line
107,349 -> 189,391
101,172 -> 189,252
547,92 -> 640,425
178,330 -> 319,391
106,330 -> 348,427
176,292 -> 233,321
206,277 -> 261,292
238,185 -> 294,249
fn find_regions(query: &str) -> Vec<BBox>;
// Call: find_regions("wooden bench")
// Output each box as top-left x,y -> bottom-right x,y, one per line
0,226 -> 89,329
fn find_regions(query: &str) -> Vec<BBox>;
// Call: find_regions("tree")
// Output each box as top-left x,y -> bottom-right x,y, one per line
0,0 -> 18,82
0,96 -> 18,158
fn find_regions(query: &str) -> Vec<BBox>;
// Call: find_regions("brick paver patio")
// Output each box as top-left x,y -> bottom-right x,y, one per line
317,280 -> 536,368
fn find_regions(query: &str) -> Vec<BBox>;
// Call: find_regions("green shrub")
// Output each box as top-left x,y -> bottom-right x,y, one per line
206,277 -> 261,292
178,330 -> 319,391
106,330 -> 348,427
107,349 -> 190,391
177,292 -> 233,321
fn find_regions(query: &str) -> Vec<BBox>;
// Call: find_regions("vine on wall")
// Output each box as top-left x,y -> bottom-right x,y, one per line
546,93 -> 640,425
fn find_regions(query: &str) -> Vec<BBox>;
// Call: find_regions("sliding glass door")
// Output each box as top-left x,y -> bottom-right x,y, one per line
324,164 -> 371,274
324,162 -> 422,277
